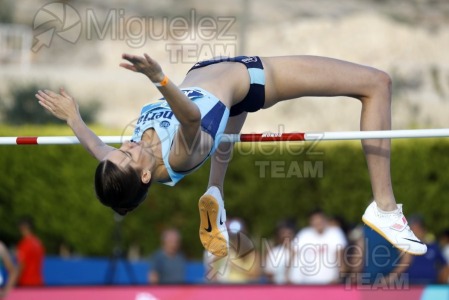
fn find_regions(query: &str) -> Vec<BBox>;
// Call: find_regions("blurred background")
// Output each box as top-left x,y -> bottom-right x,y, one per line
0,0 -> 449,297
1,0 -> 449,130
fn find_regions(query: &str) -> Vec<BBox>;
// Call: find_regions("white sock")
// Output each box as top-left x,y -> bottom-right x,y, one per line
376,205 -> 400,214
205,186 -> 222,200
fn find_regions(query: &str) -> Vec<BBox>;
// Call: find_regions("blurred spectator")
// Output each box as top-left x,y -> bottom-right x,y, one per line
341,224 -> 363,282
407,216 -> 449,284
148,228 -> 186,284
204,218 -> 260,283
352,225 -> 411,286
328,215 -> 350,237
16,217 -> 45,286
127,242 -> 142,262
0,241 -> 18,299
264,220 -> 297,284
58,241 -> 73,259
439,229 -> 449,265
290,209 -> 347,284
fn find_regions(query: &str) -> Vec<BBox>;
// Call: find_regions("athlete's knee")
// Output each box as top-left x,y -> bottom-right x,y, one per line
374,70 -> 392,95
361,69 -> 392,102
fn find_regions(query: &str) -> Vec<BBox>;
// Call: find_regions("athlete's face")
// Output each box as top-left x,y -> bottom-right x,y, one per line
100,141 -> 153,215
104,141 -> 151,176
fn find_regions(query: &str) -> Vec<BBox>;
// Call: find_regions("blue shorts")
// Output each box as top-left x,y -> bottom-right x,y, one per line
188,56 -> 266,116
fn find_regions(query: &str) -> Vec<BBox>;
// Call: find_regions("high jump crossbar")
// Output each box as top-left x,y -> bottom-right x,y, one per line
1,128 -> 449,145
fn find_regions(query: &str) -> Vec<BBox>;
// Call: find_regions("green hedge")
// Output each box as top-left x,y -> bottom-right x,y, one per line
1,126 -> 449,258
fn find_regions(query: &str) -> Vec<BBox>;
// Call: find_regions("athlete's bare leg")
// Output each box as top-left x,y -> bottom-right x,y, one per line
199,112 -> 247,257
201,55 -> 426,255
262,55 -> 396,211
207,112 -> 248,196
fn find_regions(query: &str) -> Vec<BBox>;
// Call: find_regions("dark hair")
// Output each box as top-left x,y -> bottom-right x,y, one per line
408,214 -> 425,228
308,208 -> 326,219
94,160 -> 151,211
275,219 -> 297,234
18,216 -> 35,230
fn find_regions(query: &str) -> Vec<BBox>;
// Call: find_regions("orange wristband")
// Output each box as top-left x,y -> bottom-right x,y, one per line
154,75 -> 169,87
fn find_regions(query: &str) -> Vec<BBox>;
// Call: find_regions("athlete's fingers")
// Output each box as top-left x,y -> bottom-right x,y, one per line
37,90 -> 53,102
36,95 -> 54,110
44,89 -> 58,98
122,56 -> 137,65
37,98 -> 53,112
44,89 -> 64,105
122,53 -> 135,61
144,54 -> 160,68
38,90 -> 67,110
35,93 -> 46,103
122,53 -> 145,65
144,53 -> 152,63
119,63 -> 137,72
36,93 -> 55,111
38,90 -> 60,108
60,87 -> 72,100
37,89 -> 48,98
122,53 -> 137,60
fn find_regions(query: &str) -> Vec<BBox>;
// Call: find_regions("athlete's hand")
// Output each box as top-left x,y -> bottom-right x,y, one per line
120,53 -> 165,83
35,88 -> 81,124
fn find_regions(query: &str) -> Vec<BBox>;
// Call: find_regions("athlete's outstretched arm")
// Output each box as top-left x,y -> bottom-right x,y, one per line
208,112 -> 248,196
120,53 -> 201,148
36,88 -> 115,160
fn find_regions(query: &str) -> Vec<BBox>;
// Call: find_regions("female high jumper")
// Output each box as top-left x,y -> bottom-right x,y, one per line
35,53 -> 427,257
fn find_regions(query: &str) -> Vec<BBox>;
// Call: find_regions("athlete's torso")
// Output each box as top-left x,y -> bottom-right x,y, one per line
130,57 -> 265,185
131,88 -> 229,186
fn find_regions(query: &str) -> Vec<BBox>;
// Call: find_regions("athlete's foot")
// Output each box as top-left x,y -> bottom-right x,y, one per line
199,186 -> 229,257
362,201 -> 427,255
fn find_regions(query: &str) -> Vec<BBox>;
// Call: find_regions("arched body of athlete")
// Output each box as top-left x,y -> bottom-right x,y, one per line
36,53 -> 427,257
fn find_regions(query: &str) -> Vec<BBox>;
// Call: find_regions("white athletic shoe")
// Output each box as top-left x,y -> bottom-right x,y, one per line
198,186 -> 229,257
362,201 -> 427,255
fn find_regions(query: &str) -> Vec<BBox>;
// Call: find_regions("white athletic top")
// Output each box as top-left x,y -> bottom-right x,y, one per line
289,226 -> 347,284
131,87 -> 229,186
